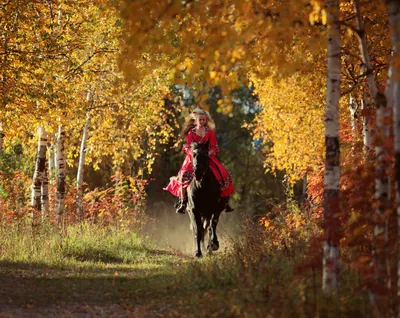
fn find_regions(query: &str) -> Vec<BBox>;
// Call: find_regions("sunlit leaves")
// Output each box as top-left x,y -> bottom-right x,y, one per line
250,71 -> 325,182
1,0 -> 175,183
119,0 -> 313,93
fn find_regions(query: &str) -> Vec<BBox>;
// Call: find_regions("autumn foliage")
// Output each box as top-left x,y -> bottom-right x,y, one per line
1,0 -> 400,315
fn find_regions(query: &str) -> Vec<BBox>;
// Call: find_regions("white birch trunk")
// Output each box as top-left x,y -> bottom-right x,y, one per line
385,1 -> 400,316
355,1 -> 391,304
353,0 -> 379,98
0,122 -> 4,153
354,0 -> 380,155
56,125 -> 66,224
48,135 -> 57,184
322,0 -> 341,295
41,151 -> 49,219
349,94 -> 359,134
362,95 -> 373,152
76,112 -> 90,218
31,127 -> 47,220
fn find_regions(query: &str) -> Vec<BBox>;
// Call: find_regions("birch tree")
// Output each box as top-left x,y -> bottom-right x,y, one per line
41,155 -> 49,219
56,125 -> 66,224
76,112 -> 90,218
353,0 -> 380,101
362,94 -> 373,153
322,0 -> 341,295
354,0 -> 391,302
31,127 -> 47,220
349,94 -> 359,134
47,135 -> 57,184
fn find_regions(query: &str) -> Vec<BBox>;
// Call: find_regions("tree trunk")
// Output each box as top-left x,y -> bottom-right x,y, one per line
349,94 -> 359,134
76,112 -> 90,218
48,135 -> 57,184
385,1 -> 400,316
31,127 -> 47,221
56,125 -> 66,225
373,91 -> 390,306
41,152 -> 49,219
362,94 -> 373,152
354,0 -> 381,155
355,1 -> 391,306
322,0 -> 341,295
386,65 -> 393,110
302,171 -> 308,204
353,0 -> 379,98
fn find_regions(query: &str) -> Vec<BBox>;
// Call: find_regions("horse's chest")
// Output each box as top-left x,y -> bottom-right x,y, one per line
190,184 -> 219,207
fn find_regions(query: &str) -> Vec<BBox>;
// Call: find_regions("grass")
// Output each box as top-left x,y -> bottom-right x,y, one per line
0,219 -> 372,317
0,221 -> 182,307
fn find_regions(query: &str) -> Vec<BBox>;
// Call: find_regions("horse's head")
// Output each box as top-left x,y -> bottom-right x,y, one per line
191,141 -> 209,181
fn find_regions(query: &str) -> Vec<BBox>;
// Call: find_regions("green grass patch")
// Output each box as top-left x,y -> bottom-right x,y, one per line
0,220 -> 372,317
0,221 -> 152,266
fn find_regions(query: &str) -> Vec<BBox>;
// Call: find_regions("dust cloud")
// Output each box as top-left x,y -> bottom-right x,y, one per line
142,200 -> 243,256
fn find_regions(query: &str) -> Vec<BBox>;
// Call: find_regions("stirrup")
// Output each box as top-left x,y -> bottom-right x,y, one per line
224,203 -> 234,212
176,200 -> 187,214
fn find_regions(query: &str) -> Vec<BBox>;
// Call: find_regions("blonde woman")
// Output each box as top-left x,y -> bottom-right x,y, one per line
164,108 -> 234,213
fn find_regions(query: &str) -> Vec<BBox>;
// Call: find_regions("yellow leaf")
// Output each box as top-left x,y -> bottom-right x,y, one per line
321,9 -> 327,25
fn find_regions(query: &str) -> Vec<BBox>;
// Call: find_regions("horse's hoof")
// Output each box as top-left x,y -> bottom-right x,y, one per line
212,241 -> 219,251
207,241 -> 219,252
194,252 -> 202,258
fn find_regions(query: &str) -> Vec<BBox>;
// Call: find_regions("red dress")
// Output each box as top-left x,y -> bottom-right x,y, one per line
164,127 -> 234,198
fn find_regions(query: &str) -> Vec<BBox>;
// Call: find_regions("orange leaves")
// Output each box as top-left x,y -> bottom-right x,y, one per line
259,199 -> 321,252
0,170 -> 32,223
82,174 -> 147,225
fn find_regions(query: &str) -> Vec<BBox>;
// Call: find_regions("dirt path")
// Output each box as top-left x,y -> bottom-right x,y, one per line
0,253 -> 197,318
0,211 -> 240,317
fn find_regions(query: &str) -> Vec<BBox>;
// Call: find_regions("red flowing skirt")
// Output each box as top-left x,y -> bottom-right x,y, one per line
163,154 -> 234,198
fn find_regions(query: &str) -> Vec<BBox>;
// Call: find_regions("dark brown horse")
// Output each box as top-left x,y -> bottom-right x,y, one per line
187,141 -> 227,258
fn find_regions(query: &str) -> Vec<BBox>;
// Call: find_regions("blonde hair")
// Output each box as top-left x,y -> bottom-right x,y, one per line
181,107 -> 216,138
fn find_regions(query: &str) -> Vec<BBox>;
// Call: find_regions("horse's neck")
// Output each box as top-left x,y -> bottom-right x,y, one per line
197,166 -> 215,187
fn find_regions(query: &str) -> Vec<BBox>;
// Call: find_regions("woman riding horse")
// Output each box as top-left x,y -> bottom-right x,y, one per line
163,107 -> 234,213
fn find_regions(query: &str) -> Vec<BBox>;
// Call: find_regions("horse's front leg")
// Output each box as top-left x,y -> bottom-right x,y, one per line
209,211 -> 221,251
188,208 -> 203,258
207,211 -> 221,252
207,219 -> 214,254
202,217 -> 214,255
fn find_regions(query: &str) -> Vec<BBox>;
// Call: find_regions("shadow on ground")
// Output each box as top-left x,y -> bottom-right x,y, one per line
0,259 -> 191,317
